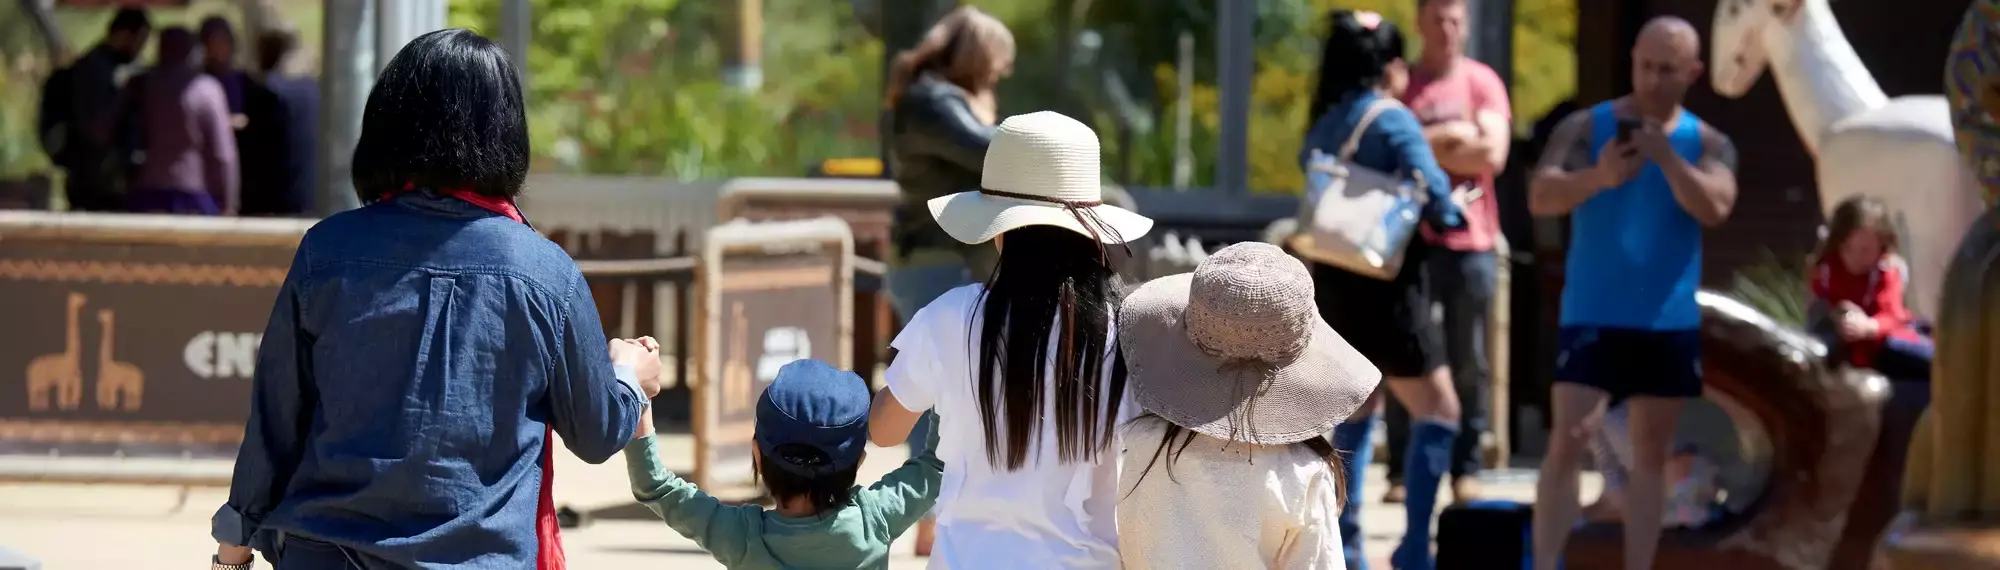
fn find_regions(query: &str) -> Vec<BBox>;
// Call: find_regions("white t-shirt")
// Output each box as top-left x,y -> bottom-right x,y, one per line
884,283 -> 1136,570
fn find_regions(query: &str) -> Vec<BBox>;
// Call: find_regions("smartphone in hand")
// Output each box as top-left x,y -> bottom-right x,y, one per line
1614,118 -> 1643,144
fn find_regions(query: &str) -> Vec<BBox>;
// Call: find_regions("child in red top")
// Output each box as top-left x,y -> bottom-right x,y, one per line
1809,196 -> 1933,380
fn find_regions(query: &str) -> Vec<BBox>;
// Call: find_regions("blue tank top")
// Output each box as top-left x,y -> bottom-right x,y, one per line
1559,102 -> 1706,330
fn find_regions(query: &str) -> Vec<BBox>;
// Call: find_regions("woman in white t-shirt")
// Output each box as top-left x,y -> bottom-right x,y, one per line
867,111 -> 1155,569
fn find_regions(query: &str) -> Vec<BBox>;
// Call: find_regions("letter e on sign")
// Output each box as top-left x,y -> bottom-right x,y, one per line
185,331 -> 265,379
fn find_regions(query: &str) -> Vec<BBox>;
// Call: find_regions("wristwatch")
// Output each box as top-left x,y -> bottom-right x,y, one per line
212,554 -> 254,570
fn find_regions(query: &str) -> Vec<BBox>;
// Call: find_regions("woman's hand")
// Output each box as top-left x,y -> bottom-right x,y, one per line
215,544 -> 253,566
609,339 -> 663,398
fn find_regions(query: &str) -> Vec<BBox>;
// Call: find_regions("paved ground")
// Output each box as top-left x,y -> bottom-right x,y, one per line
0,435 -> 1596,569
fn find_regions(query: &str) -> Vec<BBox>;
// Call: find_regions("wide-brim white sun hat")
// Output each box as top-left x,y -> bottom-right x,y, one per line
928,111 -> 1155,245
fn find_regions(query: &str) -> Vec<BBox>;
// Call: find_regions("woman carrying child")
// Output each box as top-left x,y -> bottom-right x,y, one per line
1116,242 -> 1382,569
867,111 -> 1155,569
1810,196 -> 1934,382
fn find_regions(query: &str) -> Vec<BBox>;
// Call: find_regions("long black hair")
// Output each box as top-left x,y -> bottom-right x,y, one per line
352,29 -> 529,203
974,225 -> 1125,471
1305,11 -> 1407,137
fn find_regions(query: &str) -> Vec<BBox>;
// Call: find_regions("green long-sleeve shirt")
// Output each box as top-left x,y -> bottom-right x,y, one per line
622,427 -> 942,570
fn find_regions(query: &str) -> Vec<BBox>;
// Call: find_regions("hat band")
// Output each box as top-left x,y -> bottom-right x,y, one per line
978,187 -> 1131,261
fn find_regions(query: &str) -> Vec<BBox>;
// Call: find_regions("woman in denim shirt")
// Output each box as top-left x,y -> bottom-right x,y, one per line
209,30 -> 661,570
1300,11 -> 1465,570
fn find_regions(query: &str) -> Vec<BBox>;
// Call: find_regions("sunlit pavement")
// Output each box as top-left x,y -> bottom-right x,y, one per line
0,436 -> 1593,569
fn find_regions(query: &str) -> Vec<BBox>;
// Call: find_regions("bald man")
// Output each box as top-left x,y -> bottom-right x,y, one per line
1526,16 -> 1738,570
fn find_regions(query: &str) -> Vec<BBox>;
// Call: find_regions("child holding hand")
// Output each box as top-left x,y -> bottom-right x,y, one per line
1809,196 -> 1934,382
623,359 -> 941,569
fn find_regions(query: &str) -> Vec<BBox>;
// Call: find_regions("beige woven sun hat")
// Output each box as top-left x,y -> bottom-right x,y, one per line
928,111 -> 1154,245
1119,242 -> 1382,445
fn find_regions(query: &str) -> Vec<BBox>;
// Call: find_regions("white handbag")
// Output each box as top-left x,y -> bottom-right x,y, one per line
1291,99 -> 1430,281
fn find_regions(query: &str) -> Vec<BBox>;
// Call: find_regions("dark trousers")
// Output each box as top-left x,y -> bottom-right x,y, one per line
1387,249 -> 1495,480
1876,335 -> 1935,382
59,157 -> 124,212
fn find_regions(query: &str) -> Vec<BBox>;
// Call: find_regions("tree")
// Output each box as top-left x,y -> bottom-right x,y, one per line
450,0 -> 884,178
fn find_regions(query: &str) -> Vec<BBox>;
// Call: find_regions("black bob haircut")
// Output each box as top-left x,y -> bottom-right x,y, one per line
352,29 -> 529,203
1304,11 -> 1406,138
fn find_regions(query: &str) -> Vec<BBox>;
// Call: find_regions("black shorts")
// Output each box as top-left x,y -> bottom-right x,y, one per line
1554,326 -> 1703,400
1311,246 -> 1446,378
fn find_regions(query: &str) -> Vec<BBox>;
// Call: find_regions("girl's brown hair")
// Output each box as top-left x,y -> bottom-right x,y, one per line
883,6 -> 1015,109
1125,415 -> 1347,506
1814,196 -> 1900,268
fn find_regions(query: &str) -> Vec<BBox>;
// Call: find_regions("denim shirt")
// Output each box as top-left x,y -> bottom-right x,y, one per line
211,192 -> 647,568
1298,90 -> 1461,229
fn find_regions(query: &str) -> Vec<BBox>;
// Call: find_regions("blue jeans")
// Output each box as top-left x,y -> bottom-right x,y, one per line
1876,335 -> 1935,382
1387,249 -> 1496,481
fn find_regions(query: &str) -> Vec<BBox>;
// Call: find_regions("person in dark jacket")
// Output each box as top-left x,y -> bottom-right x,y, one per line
55,9 -> 150,212
879,5 -> 1014,556
238,28 -> 319,216
209,29 -> 660,570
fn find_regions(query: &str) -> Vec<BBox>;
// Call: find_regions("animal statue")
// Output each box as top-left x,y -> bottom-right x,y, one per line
1709,0 -> 1987,320
1563,292 -> 1887,570
24,292 -> 87,411
1881,3 -> 2000,568
93,309 -> 143,411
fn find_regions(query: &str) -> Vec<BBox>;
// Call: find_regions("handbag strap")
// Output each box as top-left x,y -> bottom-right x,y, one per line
1337,98 -> 1405,161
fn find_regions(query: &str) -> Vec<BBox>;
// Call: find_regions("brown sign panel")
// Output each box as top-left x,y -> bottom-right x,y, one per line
0,213 -> 311,459
692,218 -> 854,491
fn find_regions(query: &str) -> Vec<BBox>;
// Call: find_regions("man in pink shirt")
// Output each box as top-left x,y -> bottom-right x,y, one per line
1381,0 -> 1512,505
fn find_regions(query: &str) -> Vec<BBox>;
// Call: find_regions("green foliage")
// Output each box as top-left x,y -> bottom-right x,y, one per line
0,0 -> 1580,185
449,0 -> 883,178
1059,0 -> 1579,194
1728,250 -> 1814,328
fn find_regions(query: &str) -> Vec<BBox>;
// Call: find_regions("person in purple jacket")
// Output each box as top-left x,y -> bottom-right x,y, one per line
122,27 -> 237,215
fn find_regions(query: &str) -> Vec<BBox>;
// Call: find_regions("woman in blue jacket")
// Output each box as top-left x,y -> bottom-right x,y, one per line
1300,11 -> 1467,570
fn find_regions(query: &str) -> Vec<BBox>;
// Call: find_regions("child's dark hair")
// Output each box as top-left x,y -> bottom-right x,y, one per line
758,444 -> 860,514
1125,415 -> 1347,506
1815,196 -> 1899,265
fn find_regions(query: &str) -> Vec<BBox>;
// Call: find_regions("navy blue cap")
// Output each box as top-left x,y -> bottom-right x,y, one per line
753,359 -> 871,477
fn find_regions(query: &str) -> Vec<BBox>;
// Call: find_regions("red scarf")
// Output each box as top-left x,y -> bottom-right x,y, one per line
390,185 -> 562,570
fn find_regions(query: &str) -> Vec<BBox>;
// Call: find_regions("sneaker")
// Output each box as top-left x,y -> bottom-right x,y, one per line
1450,477 -> 1484,504
1381,481 -> 1407,504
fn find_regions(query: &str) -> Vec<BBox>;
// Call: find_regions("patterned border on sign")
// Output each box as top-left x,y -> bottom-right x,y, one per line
0,419 -> 243,445
0,259 -> 287,287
